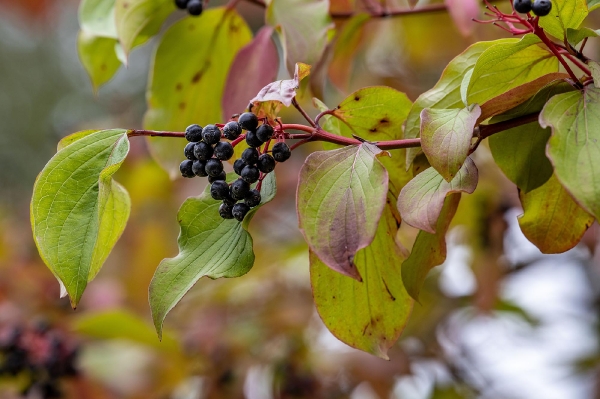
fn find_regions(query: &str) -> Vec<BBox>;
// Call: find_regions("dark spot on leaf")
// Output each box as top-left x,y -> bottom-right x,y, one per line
179,102 -> 186,110
382,278 -> 396,301
362,323 -> 369,336
332,296 -> 336,299
380,118 -> 389,124
354,96 -> 360,101
176,83 -> 183,91
100,64 -> 107,71
191,71 -> 203,84
122,2 -> 129,8
369,128 -> 377,133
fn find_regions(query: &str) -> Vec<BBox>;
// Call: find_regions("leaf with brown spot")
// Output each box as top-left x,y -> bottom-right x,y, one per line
297,143 -> 389,281
519,174 -> 594,254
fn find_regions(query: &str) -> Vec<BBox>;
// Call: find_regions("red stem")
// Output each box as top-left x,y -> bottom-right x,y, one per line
534,24 -> 582,86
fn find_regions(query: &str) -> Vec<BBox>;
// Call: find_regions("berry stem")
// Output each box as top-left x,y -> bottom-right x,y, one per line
128,130 -> 185,138
558,50 -> 592,77
230,134 -> 247,148
533,24 -> 583,86
291,97 -> 317,128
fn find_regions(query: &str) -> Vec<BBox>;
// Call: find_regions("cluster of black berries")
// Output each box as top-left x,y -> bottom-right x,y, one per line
0,322 -> 78,398
513,0 -> 552,16
179,112 -> 292,221
175,0 -> 203,16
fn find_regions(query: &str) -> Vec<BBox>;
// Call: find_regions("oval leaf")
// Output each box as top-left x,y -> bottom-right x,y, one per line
310,205 -> 412,359
420,105 -> 481,181
31,129 -> 131,308
77,31 -> 121,91
144,8 -> 252,178
79,0 -> 118,38
539,0 -> 588,40
328,13 -> 370,91
540,86 -> 600,219
398,157 -> 477,234
149,173 -> 276,339
297,143 -> 389,281
519,174 -> 594,254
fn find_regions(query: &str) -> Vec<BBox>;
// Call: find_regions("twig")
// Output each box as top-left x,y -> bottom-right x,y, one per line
291,97 -> 317,128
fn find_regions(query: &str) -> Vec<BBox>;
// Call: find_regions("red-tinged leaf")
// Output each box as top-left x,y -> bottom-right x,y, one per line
398,157 -> 477,233
402,193 -> 461,301
420,105 -> 481,182
222,27 -> 279,120
297,143 -> 389,281
519,174 -> 594,254
328,13 -> 370,91
478,73 -> 569,122
445,0 -> 479,37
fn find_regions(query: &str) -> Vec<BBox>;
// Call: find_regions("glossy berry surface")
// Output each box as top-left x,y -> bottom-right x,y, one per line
185,124 -> 203,142
205,159 -> 224,177
214,141 -> 234,160
193,142 -> 213,160
208,171 -> 227,183
257,154 -> 276,173
513,0 -> 532,13
223,121 -> 242,140
241,165 -> 260,184
238,112 -> 259,131
245,130 -> 264,148
202,125 -> 222,145
272,142 -> 291,162
256,124 -> 274,142
244,189 -> 261,208
184,142 -> 196,160
192,160 -> 208,177
210,181 -> 230,200
232,203 -> 251,222
532,0 -> 552,16
180,160 -> 194,178
175,0 -> 190,9
241,148 -> 259,165
230,178 -> 250,200
233,159 -> 246,175
187,0 -> 203,15
219,203 -> 235,219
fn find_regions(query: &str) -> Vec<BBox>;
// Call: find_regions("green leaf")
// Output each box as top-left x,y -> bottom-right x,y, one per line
149,173 -> 276,339
589,0 -> 600,11
31,129 -> 131,307
328,13 -> 370,91
489,122 -> 553,193
398,157 -> 477,234
74,310 -> 180,352
467,34 -> 558,106
310,205 -> 412,359
566,27 -> 599,45
539,0 -> 588,40
144,8 -> 252,178
79,0 -> 118,38
405,39 -> 516,167
591,62 -> 600,88
518,174 -> 594,254
420,105 -> 481,181
114,0 -> 175,57
77,31 -> 121,91
402,193 -> 460,301
297,144 -> 388,281
266,0 -> 333,74
540,86 -> 600,219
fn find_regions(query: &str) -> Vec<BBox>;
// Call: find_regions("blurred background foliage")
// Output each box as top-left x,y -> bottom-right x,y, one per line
1,0 -> 600,398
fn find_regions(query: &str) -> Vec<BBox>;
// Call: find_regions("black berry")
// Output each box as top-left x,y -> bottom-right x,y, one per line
222,195 -> 237,206
214,141 -> 234,161
202,125 -> 222,145
223,121 -> 242,140
241,147 -> 259,165
233,159 -> 246,175
210,181 -> 230,200
205,158 -> 224,177
245,130 -> 264,148
257,154 -> 276,173
175,0 -> 189,9
194,141 -> 213,160
184,142 -> 196,160
180,160 -> 194,178
256,124 -> 274,142
232,203 -> 251,222
185,124 -> 203,142
241,165 -> 260,184
238,112 -> 259,131
513,0 -> 532,13
208,171 -> 227,183
219,203 -> 235,219
531,0 -> 552,16
230,178 -> 250,200
272,142 -> 291,162
244,189 -> 261,208
192,160 -> 208,177
187,0 -> 203,16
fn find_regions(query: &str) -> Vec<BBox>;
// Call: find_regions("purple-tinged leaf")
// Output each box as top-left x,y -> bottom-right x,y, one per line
398,157 -> 477,233
445,0 -> 479,37
297,143 -> 388,281
222,27 -> 279,120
